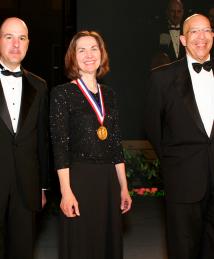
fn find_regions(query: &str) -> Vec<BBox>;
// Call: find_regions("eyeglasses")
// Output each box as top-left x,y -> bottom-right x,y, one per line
187,28 -> 213,35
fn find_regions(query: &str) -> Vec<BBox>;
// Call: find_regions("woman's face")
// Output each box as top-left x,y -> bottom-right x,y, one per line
76,36 -> 101,77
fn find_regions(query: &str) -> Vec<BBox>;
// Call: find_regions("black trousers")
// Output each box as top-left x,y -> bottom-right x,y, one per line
165,187 -> 214,259
0,182 -> 36,259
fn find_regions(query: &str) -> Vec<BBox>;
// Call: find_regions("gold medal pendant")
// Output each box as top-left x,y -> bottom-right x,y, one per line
76,79 -> 107,141
97,126 -> 108,141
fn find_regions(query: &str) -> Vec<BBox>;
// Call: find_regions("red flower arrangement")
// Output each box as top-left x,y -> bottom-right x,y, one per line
123,148 -> 164,197
132,187 -> 164,197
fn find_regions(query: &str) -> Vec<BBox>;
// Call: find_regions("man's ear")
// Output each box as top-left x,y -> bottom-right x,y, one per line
180,35 -> 186,47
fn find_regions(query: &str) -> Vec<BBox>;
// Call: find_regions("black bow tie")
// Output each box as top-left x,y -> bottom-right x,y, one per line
1,70 -> 23,77
169,27 -> 180,31
0,64 -> 22,77
192,61 -> 212,73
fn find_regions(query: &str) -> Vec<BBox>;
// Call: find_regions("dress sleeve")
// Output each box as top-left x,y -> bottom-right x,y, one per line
111,90 -> 124,164
50,86 -> 71,170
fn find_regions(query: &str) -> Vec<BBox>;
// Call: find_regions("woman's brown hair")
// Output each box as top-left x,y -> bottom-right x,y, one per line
65,30 -> 109,80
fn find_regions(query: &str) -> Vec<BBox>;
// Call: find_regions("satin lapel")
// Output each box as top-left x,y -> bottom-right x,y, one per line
168,40 -> 177,60
175,58 -> 207,136
178,44 -> 185,59
0,80 -> 14,134
16,72 -> 37,135
210,59 -> 214,139
210,121 -> 214,139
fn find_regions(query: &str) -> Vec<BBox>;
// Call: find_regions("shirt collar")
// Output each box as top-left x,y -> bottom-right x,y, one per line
187,54 -> 210,64
0,61 -> 21,72
168,21 -> 180,29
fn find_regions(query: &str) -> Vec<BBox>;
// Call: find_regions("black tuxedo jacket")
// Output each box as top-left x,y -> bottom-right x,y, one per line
144,57 -> 214,202
159,23 -> 185,62
0,68 -> 48,211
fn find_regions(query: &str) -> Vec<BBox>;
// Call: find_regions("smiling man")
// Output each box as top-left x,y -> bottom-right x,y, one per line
144,14 -> 214,259
180,14 -> 213,63
0,17 -> 48,259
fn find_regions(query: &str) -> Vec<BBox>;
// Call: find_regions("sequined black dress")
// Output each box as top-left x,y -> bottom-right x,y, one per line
50,82 -> 124,259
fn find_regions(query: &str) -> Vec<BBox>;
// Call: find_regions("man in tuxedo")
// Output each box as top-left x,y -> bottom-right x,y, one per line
144,14 -> 214,258
0,17 -> 48,258
151,0 -> 185,68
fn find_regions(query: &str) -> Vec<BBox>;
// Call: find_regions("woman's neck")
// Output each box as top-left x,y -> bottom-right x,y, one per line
81,74 -> 98,94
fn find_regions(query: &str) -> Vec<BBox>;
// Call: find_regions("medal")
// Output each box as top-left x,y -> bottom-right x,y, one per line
97,126 -> 108,140
76,78 -> 108,141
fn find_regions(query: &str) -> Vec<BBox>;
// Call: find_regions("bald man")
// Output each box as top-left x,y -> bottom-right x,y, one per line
0,17 -> 48,259
144,14 -> 214,258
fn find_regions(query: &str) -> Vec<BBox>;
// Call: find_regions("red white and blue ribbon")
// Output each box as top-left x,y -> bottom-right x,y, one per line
76,78 -> 105,125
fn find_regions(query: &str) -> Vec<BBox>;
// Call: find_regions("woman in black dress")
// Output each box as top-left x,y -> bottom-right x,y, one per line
50,31 -> 132,259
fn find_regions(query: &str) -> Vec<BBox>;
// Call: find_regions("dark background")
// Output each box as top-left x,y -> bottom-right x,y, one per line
0,0 -> 212,139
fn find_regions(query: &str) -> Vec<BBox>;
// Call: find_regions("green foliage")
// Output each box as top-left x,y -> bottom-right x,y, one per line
124,148 -> 163,191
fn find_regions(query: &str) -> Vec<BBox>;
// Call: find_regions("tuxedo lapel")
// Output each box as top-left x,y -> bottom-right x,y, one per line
0,80 -> 14,134
210,122 -> 214,139
209,59 -> 214,139
178,44 -> 185,59
16,73 -> 37,135
175,58 -> 207,136
168,40 -> 177,60
169,36 -> 185,60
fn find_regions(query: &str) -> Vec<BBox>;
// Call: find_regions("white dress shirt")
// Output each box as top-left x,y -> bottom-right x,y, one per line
0,63 -> 22,133
187,55 -> 214,137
